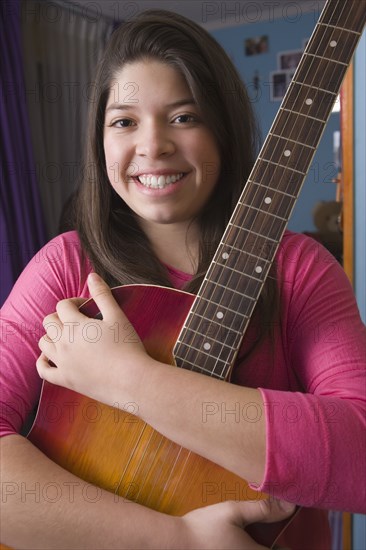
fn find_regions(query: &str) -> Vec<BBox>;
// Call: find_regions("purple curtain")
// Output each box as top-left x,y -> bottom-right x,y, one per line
0,0 -> 47,306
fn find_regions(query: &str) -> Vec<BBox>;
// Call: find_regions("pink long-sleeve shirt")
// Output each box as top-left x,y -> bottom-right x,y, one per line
1,230 -> 365,549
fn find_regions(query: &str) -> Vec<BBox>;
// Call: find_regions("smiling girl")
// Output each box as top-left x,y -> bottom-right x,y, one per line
1,9 -> 365,550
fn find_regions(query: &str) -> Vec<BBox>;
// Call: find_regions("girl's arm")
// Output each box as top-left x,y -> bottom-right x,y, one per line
1,435 -> 292,549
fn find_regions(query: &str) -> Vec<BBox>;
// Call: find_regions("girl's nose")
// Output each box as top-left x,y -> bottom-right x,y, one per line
135,122 -> 175,158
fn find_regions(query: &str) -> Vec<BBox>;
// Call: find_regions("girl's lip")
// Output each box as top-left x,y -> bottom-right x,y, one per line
134,170 -> 186,176
132,173 -> 189,196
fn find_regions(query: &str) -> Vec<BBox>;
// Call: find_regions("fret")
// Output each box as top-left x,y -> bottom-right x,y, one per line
269,132 -> 316,150
212,251 -> 268,277
305,52 -> 348,67
207,254 -> 264,283
280,108 -> 326,125
194,292 -> 251,318
175,342 -> 233,369
250,160 -> 303,197
191,298 -> 249,329
174,354 -> 226,378
205,268 -> 262,293
198,288 -> 257,322
281,83 -> 336,122
239,185 -> 296,199
221,240 -> 274,261
295,56 -> 345,95
319,23 -> 361,36
260,136 -> 314,174
240,204 -> 288,222
205,269 -> 260,296
228,211 -> 286,244
176,335 -> 237,354
211,261 -> 268,283
224,226 -> 277,243
319,1 -> 366,34
185,311 -> 244,336
228,221 -> 246,230
218,229 -> 278,269
291,79 -> 338,96
271,109 -> 325,146
257,158 -> 306,176
240,182 -> 295,222
310,24 -> 360,64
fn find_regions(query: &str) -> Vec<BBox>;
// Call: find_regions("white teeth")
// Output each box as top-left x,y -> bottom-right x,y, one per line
138,173 -> 184,188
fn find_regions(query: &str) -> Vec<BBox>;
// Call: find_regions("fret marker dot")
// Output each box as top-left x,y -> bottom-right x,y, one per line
284,150 -> 291,157
216,311 -> 224,319
330,40 -> 337,48
264,197 -> 272,204
255,266 -> 263,274
222,252 -> 229,260
305,98 -> 313,105
203,342 -> 211,350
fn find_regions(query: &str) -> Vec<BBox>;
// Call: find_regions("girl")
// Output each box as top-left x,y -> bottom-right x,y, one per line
1,9 -> 365,549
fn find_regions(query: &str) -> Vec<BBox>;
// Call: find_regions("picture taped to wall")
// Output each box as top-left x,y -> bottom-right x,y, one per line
270,70 -> 294,101
244,35 -> 268,56
278,49 -> 303,70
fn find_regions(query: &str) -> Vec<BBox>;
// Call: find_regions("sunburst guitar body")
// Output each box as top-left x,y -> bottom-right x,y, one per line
28,285 -> 289,547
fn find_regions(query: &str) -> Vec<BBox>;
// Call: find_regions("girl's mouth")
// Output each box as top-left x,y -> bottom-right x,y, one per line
135,172 -> 185,189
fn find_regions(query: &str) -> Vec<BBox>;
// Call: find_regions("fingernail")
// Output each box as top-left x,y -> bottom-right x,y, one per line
278,500 -> 295,512
88,272 -> 100,286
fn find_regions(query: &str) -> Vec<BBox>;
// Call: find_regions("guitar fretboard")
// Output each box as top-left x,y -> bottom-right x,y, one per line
173,0 -> 365,378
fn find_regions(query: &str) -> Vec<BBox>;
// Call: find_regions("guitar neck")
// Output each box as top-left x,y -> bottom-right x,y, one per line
173,0 -> 365,378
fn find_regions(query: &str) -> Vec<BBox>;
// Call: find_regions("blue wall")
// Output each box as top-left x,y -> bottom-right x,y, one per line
211,12 -> 340,232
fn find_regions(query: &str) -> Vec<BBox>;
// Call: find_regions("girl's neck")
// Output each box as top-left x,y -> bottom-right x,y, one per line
139,219 -> 199,275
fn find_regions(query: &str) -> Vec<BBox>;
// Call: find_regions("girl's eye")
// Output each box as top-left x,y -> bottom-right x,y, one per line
173,114 -> 197,124
111,119 -> 135,128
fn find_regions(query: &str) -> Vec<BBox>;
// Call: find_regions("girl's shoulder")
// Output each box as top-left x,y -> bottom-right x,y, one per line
277,229 -> 341,278
276,230 -> 355,315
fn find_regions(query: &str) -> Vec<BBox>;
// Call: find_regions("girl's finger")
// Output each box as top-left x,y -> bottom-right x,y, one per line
36,352 -> 59,383
87,273 -> 124,323
236,498 -> 296,527
56,298 -> 85,324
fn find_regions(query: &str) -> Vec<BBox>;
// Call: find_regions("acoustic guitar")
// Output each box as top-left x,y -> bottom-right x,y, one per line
24,1 -> 365,547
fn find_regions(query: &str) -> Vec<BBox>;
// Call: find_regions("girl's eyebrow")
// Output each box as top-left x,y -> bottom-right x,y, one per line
105,98 -> 196,113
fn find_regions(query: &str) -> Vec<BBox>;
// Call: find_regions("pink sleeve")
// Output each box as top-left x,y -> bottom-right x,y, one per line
256,235 -> 366,513
0,232 -> 91,437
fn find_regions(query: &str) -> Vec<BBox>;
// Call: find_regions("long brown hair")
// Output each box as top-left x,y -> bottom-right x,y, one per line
76,9 -> 277,340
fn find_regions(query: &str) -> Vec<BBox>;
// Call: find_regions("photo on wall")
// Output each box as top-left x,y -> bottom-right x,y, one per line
244,35 -> 269,56
278,49 -> 303,70
270,70 -> 295,101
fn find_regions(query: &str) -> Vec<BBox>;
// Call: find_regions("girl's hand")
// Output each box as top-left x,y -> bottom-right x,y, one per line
37,273 -> 149,405
180,498 -> 295,549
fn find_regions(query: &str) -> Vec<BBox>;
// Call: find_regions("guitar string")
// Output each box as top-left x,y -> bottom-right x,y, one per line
113,415 -> 155,498
132,427 -> 171,505
175,0 -> 345,380
117,1 -> 355,508
153,444 -> 188,510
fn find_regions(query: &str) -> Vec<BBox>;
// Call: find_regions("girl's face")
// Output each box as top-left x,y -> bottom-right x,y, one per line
103,59 -> 221,230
